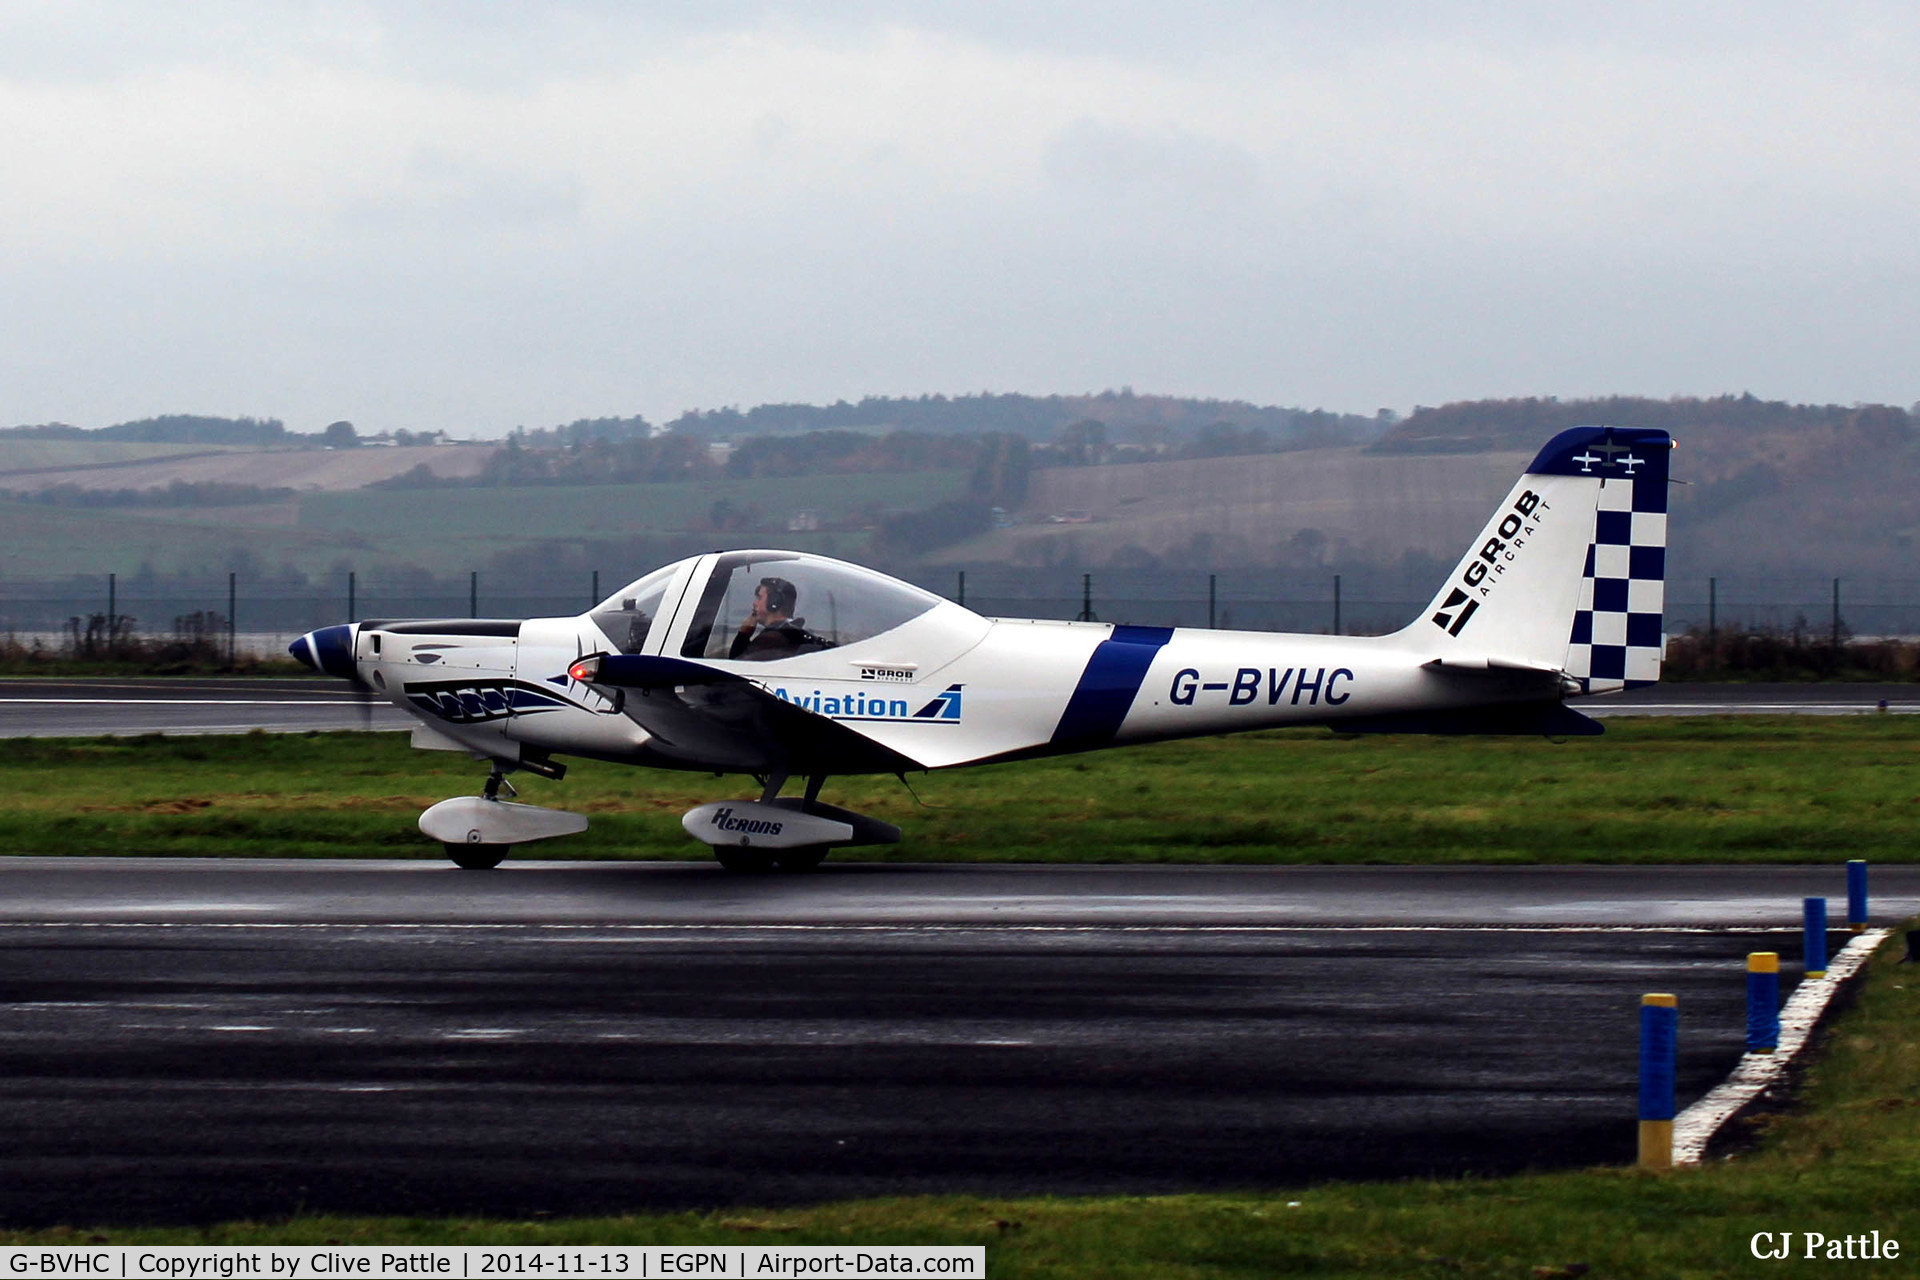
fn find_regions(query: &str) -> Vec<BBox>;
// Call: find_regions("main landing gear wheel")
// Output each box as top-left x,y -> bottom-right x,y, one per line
714,847 -> 777,873
774,846 -> 830,872
445,843 -> 507,871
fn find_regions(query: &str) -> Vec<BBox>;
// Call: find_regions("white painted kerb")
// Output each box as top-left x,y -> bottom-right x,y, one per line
1674,928 -> 1890,1165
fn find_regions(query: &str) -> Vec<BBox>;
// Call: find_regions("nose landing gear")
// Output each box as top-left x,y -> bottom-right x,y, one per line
419,763 -> 588,871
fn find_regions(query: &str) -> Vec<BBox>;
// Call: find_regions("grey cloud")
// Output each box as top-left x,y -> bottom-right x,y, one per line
337,147 -> 584,233
1042,119 -> 1261,206
13,2 -> 1916,87
3,2 -> 1918,433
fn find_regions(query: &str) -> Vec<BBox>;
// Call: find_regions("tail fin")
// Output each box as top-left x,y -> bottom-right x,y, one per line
1408,426 -> 1673,693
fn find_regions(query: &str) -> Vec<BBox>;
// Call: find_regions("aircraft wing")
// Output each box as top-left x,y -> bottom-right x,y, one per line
571,654 -> 923,775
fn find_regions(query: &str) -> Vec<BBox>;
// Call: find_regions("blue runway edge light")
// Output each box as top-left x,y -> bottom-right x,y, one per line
1638,997 -> 1678,1120
1746,953 -> 1780,1053
1638,993 -> 1678,1171
1804,897 -> 1829,979
1848,860 -> 1869,933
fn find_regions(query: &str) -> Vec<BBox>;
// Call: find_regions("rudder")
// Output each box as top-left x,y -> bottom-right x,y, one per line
1553,427 -> 1673,693
1408,426 -> 1674,691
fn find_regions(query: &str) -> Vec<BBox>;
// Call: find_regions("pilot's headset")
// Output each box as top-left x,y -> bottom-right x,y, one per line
759,576 -> 798,616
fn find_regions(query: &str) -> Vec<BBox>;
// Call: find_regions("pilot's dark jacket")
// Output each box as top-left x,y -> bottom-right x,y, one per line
729,618 -> 812,661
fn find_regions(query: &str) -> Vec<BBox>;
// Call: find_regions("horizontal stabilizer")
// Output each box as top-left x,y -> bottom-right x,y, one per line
1423,656 -> 1564,676
1334,702 -> 1604,737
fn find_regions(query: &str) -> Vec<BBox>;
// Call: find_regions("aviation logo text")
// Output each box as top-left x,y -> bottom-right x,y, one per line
772,683 -> 963,723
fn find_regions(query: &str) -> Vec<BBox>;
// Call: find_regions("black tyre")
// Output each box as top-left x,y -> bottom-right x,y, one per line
446,842 -> 507,870
774,846 -> 830,872
714,846 -> 777,873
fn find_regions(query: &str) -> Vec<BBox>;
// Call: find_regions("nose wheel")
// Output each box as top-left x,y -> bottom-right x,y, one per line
446,842 -> 508,870
440,766 -> 519,871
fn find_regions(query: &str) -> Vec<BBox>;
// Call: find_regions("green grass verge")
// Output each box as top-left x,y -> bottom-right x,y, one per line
2,714 -> 1916,863
4,929 -> 1914,1276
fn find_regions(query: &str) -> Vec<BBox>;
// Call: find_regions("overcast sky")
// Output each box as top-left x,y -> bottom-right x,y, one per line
3,2 -> 1917,435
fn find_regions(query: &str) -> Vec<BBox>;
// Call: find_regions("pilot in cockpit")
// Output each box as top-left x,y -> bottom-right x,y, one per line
730,576 -> 814,660
614,598 -> 651,653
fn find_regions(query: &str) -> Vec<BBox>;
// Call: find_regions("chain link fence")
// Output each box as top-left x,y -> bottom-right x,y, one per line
3,570 -> 1918,660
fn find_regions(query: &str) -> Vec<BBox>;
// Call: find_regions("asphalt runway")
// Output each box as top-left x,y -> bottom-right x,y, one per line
0,678 -> 412,737
0,679 -> 1914,737
1588,682 -> 1920,717
1,860 -> 1909,1227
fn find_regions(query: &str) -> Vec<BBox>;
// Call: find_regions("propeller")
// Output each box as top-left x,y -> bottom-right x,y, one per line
289,623 -> 380,732
351,667 -> 378,732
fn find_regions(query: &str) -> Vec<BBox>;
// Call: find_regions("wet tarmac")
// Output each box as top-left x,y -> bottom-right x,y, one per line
1,859 -> 1901,1226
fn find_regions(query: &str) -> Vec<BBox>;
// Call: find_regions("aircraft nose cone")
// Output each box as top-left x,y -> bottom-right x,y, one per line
293,624 -> 358,680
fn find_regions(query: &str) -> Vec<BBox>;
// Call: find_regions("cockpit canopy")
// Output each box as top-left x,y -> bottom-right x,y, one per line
590,551 -> 948,663
588,563 -> 679,656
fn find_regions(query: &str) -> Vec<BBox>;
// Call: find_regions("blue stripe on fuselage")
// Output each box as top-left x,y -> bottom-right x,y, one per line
1048,625 -> 1174,750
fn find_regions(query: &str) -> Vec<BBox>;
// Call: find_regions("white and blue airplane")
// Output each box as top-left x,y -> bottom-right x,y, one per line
291,426 -> 1673,870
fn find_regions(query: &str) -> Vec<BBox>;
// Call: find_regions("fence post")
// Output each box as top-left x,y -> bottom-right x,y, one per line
1208,573 -> 1216,630
347,571 -> 356,625
1077,573 -> 1095,622
1832,578 -> 1841,647
1638,993 -> 1677,1170
958,570 -> 966,609
471,571 -> 478,618
1333,573 -> 1342,636
227,572 -> 236,669
107,572 -> 116,648
591,569 -> 599,610
1708,577 -> 1717,656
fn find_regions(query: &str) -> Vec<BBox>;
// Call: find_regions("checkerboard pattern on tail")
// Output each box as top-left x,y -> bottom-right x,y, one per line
1561,431 -> 1670,694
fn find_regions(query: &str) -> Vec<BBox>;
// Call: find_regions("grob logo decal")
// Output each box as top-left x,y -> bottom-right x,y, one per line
1431,489 -> 1547,637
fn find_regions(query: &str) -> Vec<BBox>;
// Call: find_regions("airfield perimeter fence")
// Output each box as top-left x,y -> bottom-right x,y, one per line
5,571 -> 1920,658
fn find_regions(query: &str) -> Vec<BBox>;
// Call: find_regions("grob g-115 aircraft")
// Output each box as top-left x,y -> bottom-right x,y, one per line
291,426 -> 1673,870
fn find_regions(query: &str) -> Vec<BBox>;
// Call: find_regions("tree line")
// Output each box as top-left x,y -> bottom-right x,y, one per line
1372,393 -> 1915,452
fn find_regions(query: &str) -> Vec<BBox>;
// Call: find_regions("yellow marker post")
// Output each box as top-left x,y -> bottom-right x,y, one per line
1638,993 -> 1677,1171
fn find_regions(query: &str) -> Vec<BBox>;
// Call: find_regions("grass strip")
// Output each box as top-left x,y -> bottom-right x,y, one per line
3,928 -> 1914,1275
1,714 -> 1917,863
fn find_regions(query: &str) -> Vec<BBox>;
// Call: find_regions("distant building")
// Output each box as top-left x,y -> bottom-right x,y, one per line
786,508 -> 822,532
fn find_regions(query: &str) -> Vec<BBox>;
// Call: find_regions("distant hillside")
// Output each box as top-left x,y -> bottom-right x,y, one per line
3,415 -> 296,446
931,447 -> 1530,571
1372,394 -> 1914,463
1367,395 -> 1920,580
664,390 -> 1386,447
4,393 -> 1914,590
0,443 -> 499,496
